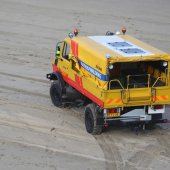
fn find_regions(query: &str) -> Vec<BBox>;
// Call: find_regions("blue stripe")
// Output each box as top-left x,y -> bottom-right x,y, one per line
79,60 -> 108,81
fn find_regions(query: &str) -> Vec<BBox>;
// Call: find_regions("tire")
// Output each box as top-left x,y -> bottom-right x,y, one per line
85,103 -> 103,135
50,80 -> 62,107
56,72 -> 65,94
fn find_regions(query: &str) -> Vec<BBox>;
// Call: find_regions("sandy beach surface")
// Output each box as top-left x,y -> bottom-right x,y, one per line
0,0 -> 170,169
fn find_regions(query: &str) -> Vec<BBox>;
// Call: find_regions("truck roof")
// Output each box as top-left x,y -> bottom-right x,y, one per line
71,34 -> 169,62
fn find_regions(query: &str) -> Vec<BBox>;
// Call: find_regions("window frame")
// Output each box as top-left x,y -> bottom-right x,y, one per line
62,42 -> 70,61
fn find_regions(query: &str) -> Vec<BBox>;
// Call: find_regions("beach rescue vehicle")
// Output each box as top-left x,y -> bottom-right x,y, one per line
47,28 -> 170,134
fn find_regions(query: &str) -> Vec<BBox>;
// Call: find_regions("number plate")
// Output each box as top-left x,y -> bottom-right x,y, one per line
107,112 -> 120,117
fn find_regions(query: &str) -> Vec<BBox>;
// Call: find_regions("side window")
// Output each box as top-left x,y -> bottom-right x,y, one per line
62,42 -> 70,60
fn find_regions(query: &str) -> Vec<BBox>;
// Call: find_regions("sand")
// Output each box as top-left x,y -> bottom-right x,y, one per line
0,0 -> 170,169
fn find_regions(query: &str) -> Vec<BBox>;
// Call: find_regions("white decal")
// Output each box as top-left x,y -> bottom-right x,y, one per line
89,36 -> 154,57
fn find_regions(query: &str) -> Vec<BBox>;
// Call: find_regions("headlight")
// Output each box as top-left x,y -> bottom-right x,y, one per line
109,64 -> 114,69
162,61 -> 168,67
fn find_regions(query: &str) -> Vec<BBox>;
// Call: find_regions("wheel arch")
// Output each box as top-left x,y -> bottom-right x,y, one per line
47,72 -> 65,92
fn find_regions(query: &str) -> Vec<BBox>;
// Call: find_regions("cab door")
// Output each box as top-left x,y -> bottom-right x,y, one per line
58,41 -> 71,76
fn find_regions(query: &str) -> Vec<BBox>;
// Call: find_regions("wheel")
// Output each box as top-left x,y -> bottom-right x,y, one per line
50,80 -> 62,107
85,103 -> 103,135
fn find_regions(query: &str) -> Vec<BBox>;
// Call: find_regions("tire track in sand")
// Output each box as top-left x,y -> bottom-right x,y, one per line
153,129 -> 170,160
0,85 -> 49,98
126,129 -> 170,169
0,71 -> 49,84
95,134 -> 124,170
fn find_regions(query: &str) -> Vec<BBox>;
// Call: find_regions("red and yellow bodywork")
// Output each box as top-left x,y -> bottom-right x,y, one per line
52,34 -> 170,109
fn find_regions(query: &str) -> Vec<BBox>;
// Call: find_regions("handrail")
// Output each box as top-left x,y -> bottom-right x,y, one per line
152,72 -> 169,87
108,69 -> 169,90
148,74 -> 150,88
165,68 -> 170,86
152,77 -> 161,87
109,79 -> 124,90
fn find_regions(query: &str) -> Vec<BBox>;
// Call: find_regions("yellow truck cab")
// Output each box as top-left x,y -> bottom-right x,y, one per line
47,29 -> 170,135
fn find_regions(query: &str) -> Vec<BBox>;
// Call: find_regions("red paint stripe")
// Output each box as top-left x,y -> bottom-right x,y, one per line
75,74 -> 83,87
71,40 -> 78,58
52,64 -> 59,72
63,73 -> 103,107
51,69 -> 103,107
75,42 -> 78,58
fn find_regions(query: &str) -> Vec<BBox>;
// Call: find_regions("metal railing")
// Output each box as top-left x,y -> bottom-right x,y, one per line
165,68 -> 170,86
108,79 -> 124,90
108,69 -> 169,90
